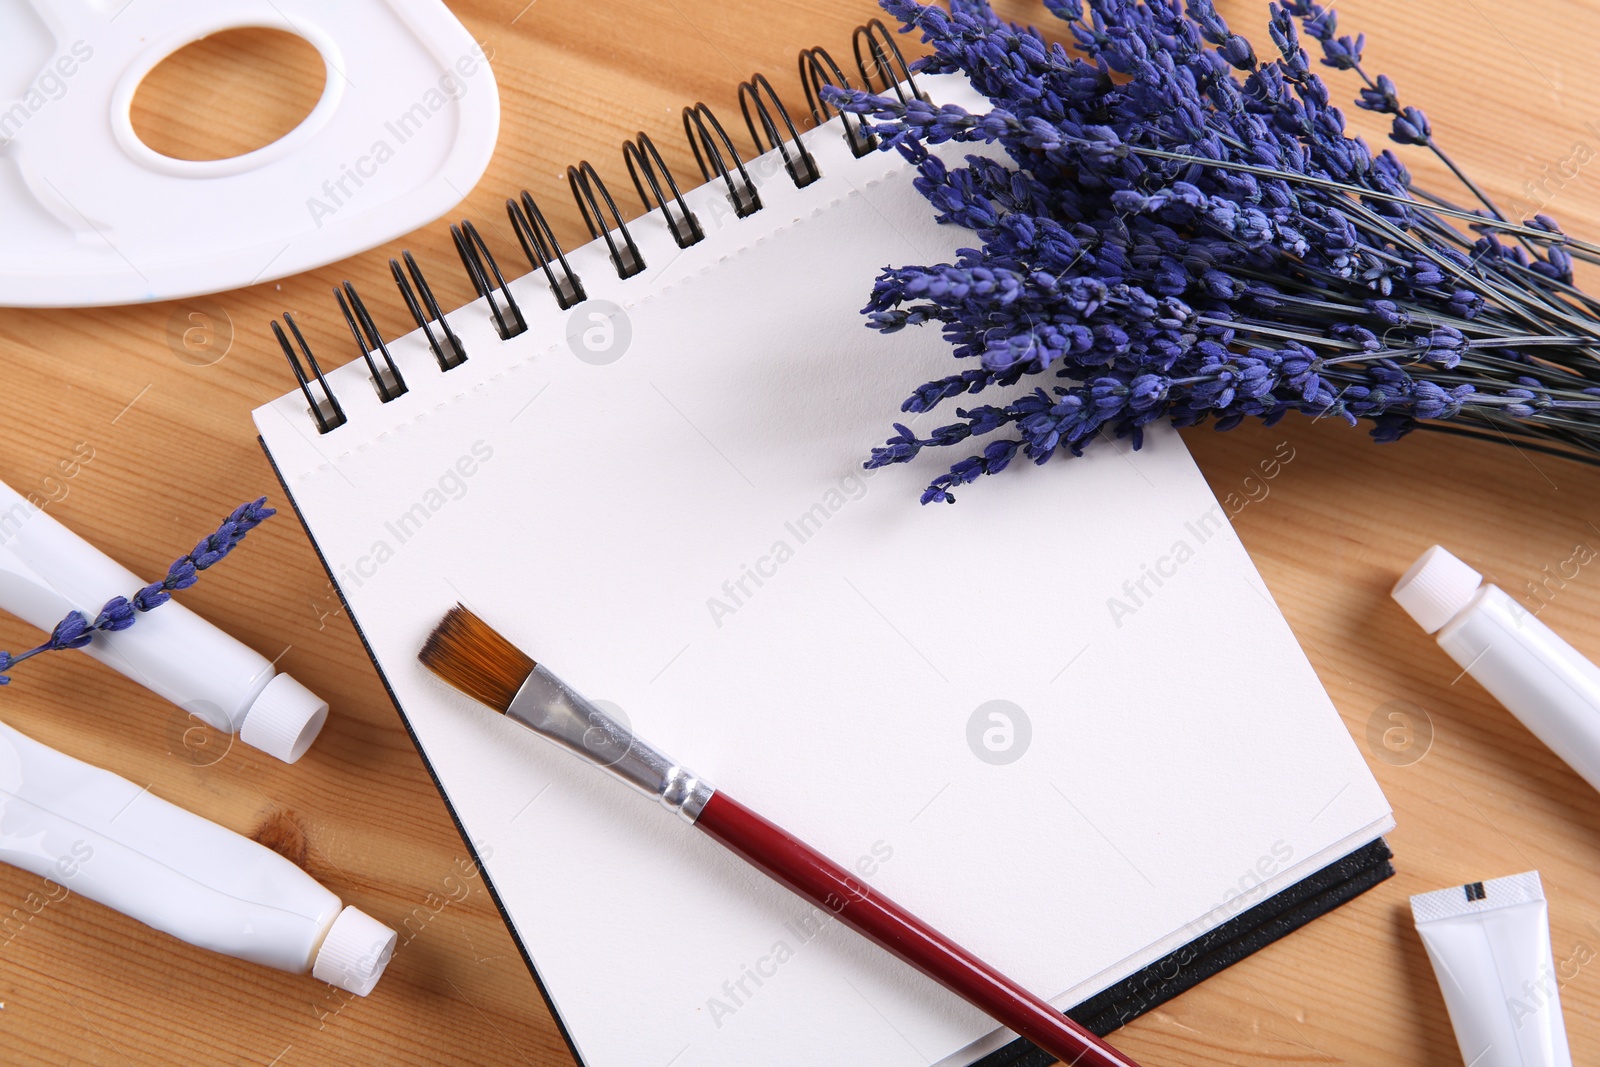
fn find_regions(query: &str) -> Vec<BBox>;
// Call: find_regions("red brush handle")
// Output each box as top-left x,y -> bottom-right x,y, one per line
695,791 -> 1141,1067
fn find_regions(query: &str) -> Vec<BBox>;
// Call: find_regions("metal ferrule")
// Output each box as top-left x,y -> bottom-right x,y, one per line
505,663 -> 715,823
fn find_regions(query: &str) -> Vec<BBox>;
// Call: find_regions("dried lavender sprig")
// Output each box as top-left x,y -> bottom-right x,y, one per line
850,102 -> 1600,271
829,0 -> 1600,501
0,498 -> 276,684
836,104 -> 1557,344
1283,0 -> 1531,254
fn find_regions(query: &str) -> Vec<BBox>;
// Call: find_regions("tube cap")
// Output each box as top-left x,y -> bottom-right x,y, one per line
1392,545 -> 1483,634
312,906 -> 397,997
239,673 -> 328,764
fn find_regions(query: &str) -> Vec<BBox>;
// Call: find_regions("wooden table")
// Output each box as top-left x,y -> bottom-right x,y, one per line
2,0 -> 1598,1062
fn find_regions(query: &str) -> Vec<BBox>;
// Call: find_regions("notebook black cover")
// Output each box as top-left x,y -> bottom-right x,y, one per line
976,838 -> 1394,1064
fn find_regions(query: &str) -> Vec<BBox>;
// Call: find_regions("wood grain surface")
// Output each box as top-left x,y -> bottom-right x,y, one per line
3,1 -> 1600,1064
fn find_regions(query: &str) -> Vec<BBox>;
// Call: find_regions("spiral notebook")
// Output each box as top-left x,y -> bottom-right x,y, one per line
252,30 -> 1395,1067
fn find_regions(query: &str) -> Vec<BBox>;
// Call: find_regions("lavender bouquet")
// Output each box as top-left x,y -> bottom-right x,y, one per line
834,0 -> 1600,502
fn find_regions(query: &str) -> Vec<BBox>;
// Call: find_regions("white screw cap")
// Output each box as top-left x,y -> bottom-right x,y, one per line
239,673 -> 328,764
312,906 -> 397,997
1392,545 -> 1483,634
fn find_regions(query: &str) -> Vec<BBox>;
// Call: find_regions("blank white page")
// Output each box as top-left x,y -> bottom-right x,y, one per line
256,76 -> 1391,1067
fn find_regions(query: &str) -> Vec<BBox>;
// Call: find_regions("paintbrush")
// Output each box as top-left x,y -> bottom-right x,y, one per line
419,604 -> 1142,1067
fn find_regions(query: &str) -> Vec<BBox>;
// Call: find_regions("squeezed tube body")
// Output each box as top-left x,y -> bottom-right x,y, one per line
1412,872 -> 1572,1067
1394,546 -> 1600,795
0,480 -> 326,762
1437,586 -> 1600,793
0,719 -> 393,991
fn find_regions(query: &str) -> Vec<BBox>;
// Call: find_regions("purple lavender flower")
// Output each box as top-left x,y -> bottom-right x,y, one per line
832,0 -> 1600,501
0,498 -> 275,683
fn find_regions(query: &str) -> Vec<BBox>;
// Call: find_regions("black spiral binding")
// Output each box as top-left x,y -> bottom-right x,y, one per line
800,46 -> 877,157
271,313 -> 345,433
270,20 -> 899,434
507,190 -> 586,310
624,132 -> 703,249
334,281 -> 407,402
740,72 -> 821,188
452,220 -> 528,340
391,250 -> 467,371
852,18 -> 927,104
568,161 -> 647,279
683,102 -> 762,218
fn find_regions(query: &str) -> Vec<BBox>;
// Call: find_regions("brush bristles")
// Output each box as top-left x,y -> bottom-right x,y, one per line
418,605 -> 535,714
